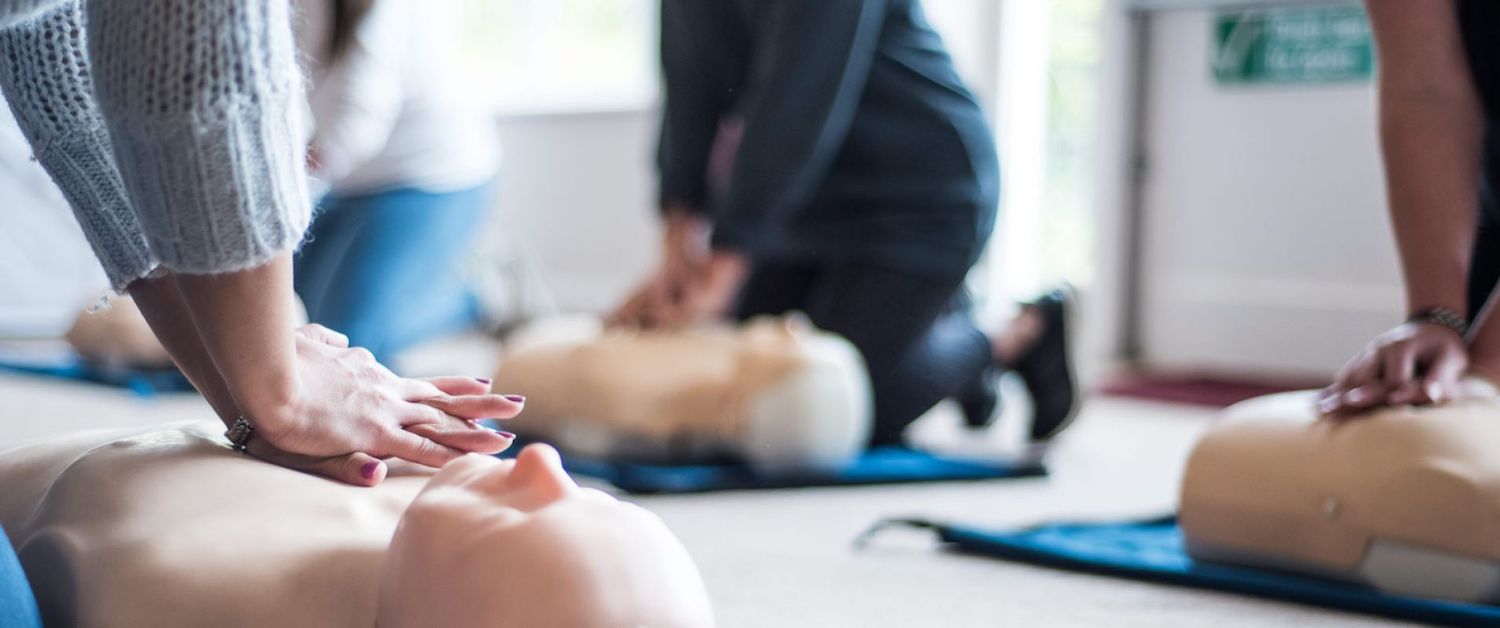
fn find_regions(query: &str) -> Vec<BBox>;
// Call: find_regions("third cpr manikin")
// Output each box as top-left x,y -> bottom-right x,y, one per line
1180,379 -> 1500,602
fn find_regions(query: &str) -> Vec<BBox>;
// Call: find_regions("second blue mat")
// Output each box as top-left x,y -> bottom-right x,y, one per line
920,516 -> 1500,626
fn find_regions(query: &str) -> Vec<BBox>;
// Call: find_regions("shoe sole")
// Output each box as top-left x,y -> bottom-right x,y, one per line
1031,283 -> 1084,443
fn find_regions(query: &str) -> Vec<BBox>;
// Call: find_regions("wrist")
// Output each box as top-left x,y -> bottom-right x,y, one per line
707,249 -> 747,281
664,214 -> 711,266
1404,281 -> 1466,318
1406,306 -> 1467,338
232,369 -> 301,442
663,204 -> 707,237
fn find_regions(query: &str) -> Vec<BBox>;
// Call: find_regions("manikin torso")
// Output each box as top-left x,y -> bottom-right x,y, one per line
0,423 -> 714,627
494,315 -> 873,470
1180,380 -> 1500,603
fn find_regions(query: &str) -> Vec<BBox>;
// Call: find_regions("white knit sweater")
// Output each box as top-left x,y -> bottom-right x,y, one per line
0,0 -> 310,290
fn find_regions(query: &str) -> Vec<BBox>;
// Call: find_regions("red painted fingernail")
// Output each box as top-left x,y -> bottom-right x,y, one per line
361,461 -> 382,480
475,377 -> 492,385
505,395 -> 525,403
496,430 -> 516,439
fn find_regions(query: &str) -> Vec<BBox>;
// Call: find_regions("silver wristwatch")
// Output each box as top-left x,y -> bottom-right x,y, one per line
1407,306 -> 1467,338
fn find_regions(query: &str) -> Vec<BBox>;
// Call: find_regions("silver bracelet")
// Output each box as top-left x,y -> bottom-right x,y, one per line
1407,306 -> 1467,338
225,416 -> 254,454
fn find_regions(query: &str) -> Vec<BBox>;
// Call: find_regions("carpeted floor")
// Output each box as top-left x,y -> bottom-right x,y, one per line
0,368 -> 1409,627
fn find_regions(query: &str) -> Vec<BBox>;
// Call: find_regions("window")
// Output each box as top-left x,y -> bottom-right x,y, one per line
924,0 -> 1104,308
990,0 -> 1104,305
457,0 -> 659,115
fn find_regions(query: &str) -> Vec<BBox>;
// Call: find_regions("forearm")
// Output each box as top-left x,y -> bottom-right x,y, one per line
1366,0 -> 1483,315
1379,96 -> 1483,314
173,254 -> 302,436
126,275 -> 242,426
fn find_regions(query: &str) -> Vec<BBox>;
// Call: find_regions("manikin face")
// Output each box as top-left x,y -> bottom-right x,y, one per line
378,445 -> 715,627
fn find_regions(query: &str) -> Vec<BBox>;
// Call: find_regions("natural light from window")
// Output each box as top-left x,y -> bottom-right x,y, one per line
457,0 -> 659,115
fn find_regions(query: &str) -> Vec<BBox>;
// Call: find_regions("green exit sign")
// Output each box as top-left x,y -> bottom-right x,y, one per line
1213,4 -> 1374,85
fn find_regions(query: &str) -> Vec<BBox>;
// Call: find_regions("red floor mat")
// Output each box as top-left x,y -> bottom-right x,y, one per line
1097,373 -> 1325,409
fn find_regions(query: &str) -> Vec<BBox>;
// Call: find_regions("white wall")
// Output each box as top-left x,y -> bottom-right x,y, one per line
489,109 -> 662,314
1132,8 -> 1401,377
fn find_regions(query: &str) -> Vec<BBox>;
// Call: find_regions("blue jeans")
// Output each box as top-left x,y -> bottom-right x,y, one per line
295,182 -> 493,366
0,526 -> 41,628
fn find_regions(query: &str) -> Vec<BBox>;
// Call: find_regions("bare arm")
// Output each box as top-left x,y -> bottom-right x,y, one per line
1367,0 -> 1484,315
1320,0 -> 1480,414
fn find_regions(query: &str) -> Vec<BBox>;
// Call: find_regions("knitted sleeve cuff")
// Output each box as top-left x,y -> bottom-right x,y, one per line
37,126 -> 159,290
105,94 -> 313,275
85,0 -> 313,276
0,1 -> 156,290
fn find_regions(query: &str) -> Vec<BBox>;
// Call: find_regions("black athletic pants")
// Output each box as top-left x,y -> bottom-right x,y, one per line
734,261 -> 992,446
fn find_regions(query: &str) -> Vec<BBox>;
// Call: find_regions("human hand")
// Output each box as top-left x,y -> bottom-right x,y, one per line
246,371 -> 518,486
609,209 -> 711,327
246,325 -> 523,480
658,251 -> 747,328
609,269 -> 678,329
610,250 -> 746,330
1317,321 -> 1467,417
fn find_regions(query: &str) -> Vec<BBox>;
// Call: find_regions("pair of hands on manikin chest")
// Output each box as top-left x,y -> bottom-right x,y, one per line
1318,316 -> 1500,417
610,207 -> 747,330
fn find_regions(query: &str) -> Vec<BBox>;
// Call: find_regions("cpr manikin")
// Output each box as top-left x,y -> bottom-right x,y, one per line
1180,379 -> 1500,603
493,315 -> 873,471
0,423 -> 714,627
62,296 -> 173,368
62,295 -> 307,368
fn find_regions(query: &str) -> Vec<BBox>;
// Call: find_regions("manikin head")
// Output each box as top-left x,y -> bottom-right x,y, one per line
379,445 -> 715,627
498,314 -> 873,470
732,316 -> 873,467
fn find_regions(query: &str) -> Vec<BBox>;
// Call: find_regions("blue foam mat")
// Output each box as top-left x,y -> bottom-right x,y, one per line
930,516 -> 1500,626
0,358 -> 193,396
502,443 -> 1046,494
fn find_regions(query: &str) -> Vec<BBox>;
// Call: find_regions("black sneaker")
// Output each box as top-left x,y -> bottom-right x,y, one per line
1012,285 -> 1081,442
955,363 -> 1003,429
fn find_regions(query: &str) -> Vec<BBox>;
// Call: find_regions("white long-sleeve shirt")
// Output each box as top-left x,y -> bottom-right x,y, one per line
0,102 -> 107,336
296,0 -> 500,196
